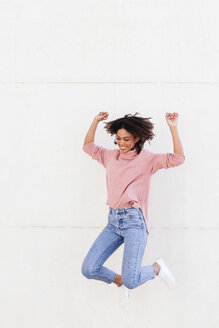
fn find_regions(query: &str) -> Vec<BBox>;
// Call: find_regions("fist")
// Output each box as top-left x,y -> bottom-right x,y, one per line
94,112 -> 109,123
165,112 -> 179,127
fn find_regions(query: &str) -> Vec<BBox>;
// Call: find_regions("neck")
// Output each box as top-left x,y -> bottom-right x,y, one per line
119,147 -> 138,159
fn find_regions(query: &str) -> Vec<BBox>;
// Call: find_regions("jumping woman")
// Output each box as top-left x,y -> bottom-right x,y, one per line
81,112 -> 185,306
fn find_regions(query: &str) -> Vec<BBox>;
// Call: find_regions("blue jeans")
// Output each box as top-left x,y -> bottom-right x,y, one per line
81,206 -> 156,289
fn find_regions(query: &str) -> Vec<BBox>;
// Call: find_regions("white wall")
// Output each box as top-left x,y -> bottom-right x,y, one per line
0,1 -> 218,327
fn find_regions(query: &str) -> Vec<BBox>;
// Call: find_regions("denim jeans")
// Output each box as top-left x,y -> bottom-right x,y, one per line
81,206 -> 156,289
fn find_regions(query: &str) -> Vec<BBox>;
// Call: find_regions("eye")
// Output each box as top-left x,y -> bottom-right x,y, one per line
116,136 -> 130,141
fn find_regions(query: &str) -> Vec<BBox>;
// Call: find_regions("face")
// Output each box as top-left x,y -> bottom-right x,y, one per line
116,129 -> 140,153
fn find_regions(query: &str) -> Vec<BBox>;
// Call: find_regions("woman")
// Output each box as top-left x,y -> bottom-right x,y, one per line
81,112 -> 185,306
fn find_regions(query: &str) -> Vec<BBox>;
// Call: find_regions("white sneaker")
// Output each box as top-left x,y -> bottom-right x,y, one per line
155,258 -> 176,289
119,285 -> 130,307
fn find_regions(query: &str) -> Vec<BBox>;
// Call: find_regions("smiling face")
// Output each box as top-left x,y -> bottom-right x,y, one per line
116,129 -> 140,153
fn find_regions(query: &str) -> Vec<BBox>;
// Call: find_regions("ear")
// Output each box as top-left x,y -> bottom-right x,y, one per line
135,137 -> 140,143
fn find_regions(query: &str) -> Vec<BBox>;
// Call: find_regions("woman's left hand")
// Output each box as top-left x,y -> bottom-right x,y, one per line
165,112 -> 179,127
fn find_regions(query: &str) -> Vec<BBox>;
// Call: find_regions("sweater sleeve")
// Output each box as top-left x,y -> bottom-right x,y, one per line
82,141 -> 114,168
149,151 -> 186,175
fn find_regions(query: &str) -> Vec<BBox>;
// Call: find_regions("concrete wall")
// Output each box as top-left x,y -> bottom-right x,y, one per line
0,0 -> 218,327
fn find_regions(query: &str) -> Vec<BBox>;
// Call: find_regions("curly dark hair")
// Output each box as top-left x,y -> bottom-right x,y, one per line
102,112 -> 155,154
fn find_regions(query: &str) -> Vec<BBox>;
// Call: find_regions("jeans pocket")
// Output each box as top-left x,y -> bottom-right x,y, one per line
107,213 -> 117,227
124,213 -> 144,229
126,207 -> 142,219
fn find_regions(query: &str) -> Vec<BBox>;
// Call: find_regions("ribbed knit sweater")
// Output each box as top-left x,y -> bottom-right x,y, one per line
82,141 -> 185,233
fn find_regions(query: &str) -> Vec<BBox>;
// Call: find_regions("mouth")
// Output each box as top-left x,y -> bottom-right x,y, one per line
120,146 -> 128,151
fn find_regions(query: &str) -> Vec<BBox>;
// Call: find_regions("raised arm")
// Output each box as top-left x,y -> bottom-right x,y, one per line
165,112 -> 185,157
82,112 -> 113,168
149,113 -> 185,175
83,112 -> 109,145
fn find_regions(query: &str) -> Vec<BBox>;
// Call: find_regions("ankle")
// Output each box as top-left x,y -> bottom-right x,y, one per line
153,263 -> 160,275
113,273 -> 123,287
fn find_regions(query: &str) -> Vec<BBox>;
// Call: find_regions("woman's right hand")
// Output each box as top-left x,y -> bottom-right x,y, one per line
94,112 -> 109,123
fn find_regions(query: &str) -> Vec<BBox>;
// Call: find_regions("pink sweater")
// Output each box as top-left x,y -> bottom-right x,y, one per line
82,142 -> 185,233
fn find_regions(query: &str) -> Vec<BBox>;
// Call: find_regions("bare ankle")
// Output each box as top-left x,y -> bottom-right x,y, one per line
153,263 -> 160,275
113,273 -> 123,287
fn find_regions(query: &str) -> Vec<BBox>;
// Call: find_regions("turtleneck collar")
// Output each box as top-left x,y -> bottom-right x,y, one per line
118,147 -> 138,160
